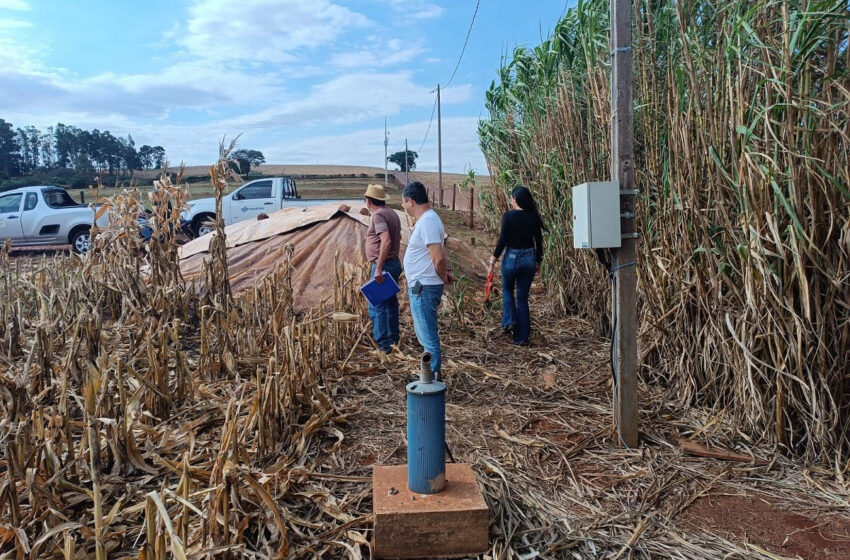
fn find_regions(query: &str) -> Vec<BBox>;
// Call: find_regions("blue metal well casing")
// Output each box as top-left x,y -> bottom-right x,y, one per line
406,379 -> 447,494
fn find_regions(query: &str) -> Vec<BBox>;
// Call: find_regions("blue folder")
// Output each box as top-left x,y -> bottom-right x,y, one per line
360,272 -> 401,306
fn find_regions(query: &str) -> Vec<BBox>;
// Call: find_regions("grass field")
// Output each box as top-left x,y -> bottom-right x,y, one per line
130,164 -> 490,188
75,177 -> 396,206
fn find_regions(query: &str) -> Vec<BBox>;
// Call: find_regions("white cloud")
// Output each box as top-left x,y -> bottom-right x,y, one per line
0,0 -> 483,172
409,4 -> 443,19
330,38 -> 423,69
267,116 -> 485,173
180,0 -> 372,63
0,59 -> 285,119
0,0 -> 29,10
374,0 -> 444,20
0,18 -> 30,28
208,72 -> 473,131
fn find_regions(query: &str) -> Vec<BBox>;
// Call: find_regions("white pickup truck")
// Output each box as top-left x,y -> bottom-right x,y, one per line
182,177 -> 358,237
0,186 -> 109,253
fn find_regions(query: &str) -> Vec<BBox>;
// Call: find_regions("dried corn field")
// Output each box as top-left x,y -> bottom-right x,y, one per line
479,0 -> 850,462
0,148 -> 850,559
0,157 -> 380,558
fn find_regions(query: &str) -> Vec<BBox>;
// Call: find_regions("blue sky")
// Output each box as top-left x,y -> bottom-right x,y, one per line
0,0 -> 570,173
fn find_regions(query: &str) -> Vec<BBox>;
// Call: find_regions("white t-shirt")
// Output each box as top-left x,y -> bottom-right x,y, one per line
404,209 -> 445,286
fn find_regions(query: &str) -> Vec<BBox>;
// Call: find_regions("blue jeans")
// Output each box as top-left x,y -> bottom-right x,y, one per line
368,259 -> 402,351
409,283 -> 444,377
501,248 -> 537,344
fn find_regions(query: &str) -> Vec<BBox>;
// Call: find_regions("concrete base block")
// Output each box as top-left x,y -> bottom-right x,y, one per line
372,463 -> 489,559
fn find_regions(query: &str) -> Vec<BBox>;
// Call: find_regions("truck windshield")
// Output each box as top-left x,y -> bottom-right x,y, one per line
42,189 -> 82,209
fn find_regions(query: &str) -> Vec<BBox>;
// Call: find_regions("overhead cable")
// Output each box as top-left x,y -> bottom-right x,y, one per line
444,0 -> 480,88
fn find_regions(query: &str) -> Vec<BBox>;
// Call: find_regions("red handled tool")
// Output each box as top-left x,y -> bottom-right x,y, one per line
484,271 -> 495,308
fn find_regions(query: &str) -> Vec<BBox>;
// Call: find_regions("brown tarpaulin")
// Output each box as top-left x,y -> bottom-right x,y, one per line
178,203 -> 484,311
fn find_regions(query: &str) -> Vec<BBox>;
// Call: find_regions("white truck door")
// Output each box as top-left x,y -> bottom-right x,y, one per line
228,179 -> 276,223
0,193 -> 25,244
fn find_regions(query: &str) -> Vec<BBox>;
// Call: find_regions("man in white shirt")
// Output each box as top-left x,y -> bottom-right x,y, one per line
402,181 -> 449,380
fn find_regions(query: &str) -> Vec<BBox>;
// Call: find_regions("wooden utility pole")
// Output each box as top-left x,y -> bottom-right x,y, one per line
468,188 -> 474,229
384,117 -> 389,191
437,84 -> 443,207
405,138 -> 409,186
611,0 -> 638,448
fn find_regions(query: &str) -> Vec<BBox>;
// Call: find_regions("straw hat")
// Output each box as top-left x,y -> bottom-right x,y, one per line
364,184 -> 389,201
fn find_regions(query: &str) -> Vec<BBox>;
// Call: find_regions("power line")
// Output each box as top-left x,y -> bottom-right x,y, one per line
399,0 -> 479,171
444,0 -> 480,88
416,96 -> 438,153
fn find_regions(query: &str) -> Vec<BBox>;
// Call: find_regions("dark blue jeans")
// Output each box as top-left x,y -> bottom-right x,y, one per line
409,283 -> 444,377
369,259 -> 402,351
501,248 -> 537,344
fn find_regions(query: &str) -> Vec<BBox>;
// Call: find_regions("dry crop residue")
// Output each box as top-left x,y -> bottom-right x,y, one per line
1,171 -> 849,558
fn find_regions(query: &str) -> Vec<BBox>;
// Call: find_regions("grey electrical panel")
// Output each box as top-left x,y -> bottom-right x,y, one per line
572,181 -> 622,249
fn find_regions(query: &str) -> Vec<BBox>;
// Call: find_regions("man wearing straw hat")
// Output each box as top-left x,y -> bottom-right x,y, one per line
364,184 -> 402,353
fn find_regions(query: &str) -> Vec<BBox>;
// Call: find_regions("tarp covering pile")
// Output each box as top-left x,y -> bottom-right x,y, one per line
178,203 -> 483,310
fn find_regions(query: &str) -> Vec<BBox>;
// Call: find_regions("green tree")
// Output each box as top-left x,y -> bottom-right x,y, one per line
0,119 -> 22,178
54,123 -> 82,168
149,146 -> 166,169
388,150 -> 418,172
73,153 -> 94,175
139,145 -> 167,169
231,149 -> 265,175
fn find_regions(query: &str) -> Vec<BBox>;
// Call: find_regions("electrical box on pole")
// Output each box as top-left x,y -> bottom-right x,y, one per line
569,0 -> 639,449
572,182 -> 621,249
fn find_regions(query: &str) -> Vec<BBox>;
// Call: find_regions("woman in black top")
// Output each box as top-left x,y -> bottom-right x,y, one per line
487,186 -> 544,346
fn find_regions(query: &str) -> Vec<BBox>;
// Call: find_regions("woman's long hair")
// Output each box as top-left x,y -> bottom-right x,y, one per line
511,185 -> 543,227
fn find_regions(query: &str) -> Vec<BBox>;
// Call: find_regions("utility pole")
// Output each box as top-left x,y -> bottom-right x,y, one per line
384,117 -> 389,190
611,0 -> 638,448
404,138 -> 409,186
437,84 -> 443,207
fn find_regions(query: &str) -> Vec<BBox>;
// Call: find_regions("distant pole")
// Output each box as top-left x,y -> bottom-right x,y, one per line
437,84 -> 443,208
384,117 -> 389,190
611,0 -> 638,448
468,187 -> 474,229
405,138 -> 409,186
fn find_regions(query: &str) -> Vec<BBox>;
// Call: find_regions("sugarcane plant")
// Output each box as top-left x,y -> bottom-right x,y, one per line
478,0 -> 850,462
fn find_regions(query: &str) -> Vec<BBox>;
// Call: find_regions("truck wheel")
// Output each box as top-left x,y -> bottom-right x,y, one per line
192,214 -> 216,237
69,227 -> 91,254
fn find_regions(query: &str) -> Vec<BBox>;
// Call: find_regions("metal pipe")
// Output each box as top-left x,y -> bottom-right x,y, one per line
419,352 -> 432,383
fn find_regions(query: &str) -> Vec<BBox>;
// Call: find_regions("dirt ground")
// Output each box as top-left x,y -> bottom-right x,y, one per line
325,206 -> 850,559
332,286 -> 850,558
6,205 -> 850,559
681,495 -> 850,559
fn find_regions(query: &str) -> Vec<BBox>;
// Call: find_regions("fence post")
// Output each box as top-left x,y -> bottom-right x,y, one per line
451,184 -> 457,211
80,191 -> 85,204
468,187 -> 474,229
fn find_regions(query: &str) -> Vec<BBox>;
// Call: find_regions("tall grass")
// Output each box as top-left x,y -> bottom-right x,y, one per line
479,0 -> 850,462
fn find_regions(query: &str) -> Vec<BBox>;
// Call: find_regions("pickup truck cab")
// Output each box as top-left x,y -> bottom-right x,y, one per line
182,177 -> 357,237
0,186 -> 108,253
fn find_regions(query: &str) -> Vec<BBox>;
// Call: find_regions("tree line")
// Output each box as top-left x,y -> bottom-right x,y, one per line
0,118 -> 167,180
